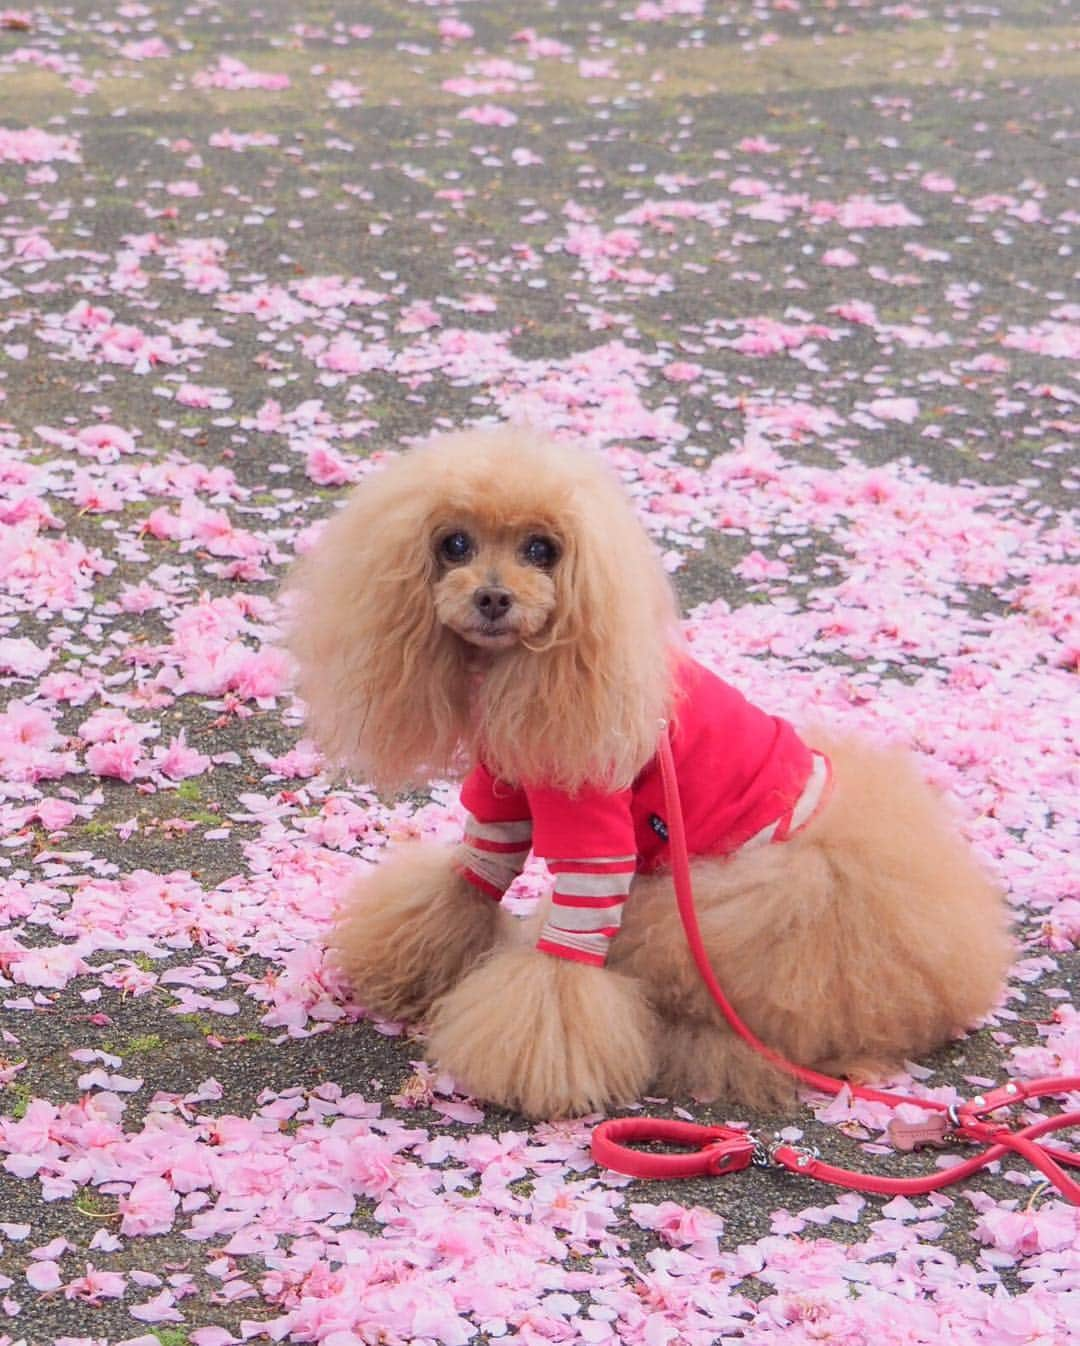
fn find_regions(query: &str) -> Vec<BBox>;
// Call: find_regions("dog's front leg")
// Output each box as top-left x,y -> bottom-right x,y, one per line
329,843 -> 506,1023
426,947 -> 658,1118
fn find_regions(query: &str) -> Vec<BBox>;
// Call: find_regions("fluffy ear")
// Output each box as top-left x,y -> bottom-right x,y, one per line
280,459 -> 470,791
479,456 -> 680,792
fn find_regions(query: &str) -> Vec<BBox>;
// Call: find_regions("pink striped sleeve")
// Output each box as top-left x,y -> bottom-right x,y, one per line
458,763 -> 532,901
526,782 -> 639,966
536,855 -> 636,965
459,814 -> 533,900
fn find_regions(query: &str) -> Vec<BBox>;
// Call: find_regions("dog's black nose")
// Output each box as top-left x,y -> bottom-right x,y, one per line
473,586 -> 513,617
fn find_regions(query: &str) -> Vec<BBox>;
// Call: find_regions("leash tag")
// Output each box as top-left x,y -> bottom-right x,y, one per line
888,1114 -> 951,1152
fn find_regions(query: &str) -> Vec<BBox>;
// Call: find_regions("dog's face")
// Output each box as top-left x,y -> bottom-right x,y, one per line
285,426 -> 679,790
429,516 -> 563,653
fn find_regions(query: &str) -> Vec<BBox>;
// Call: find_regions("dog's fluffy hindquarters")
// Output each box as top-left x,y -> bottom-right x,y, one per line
612,733 -> 1011,1111
283,426 -> 1012,1118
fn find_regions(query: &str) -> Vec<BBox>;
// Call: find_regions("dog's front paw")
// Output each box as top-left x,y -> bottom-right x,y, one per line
426,947 -> 657,1118
330,845 -> 502,1023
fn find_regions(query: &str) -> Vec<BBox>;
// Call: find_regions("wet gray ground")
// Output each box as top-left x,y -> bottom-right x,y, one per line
0,1 -> 1077,1341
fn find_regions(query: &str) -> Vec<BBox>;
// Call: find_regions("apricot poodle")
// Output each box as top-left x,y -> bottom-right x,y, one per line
283,425 -> 1012,1118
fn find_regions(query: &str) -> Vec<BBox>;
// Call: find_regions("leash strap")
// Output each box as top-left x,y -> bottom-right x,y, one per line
591,728 -> 1080,1202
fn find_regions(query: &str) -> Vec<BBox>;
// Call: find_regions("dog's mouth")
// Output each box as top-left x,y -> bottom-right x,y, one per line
457,620 -> 522,651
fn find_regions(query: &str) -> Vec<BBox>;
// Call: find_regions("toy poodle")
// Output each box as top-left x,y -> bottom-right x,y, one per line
283,425 -> 1012,1118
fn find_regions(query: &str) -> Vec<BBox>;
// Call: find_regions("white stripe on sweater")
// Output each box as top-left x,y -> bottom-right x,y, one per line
461,812 -> 531,896
550,871 -> 634,899
739,751 -> 830,851
541,897 -> 627,932
465,818 -> 534,846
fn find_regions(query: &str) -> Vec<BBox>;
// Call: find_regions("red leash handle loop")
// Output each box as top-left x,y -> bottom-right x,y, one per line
773,1098 -> 1080,1201
589,727 -> 1080,1204
591,1118 -> 757,1180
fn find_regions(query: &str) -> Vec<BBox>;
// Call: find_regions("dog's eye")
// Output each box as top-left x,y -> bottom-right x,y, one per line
438,531 -> 473,564
521,535 -> 559,569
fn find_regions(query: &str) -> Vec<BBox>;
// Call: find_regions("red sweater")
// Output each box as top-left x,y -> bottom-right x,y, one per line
459,657 -> 828,965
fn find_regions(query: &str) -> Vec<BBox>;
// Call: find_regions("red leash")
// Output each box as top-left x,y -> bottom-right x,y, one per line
592,729 -> 1080,1201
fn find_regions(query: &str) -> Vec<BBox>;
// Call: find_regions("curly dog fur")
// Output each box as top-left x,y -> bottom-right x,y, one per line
283,425 -> 1012,1118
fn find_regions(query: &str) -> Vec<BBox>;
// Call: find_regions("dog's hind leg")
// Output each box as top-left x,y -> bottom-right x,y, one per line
650,1017 -> 798,1112
329,843 -> 506,1023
